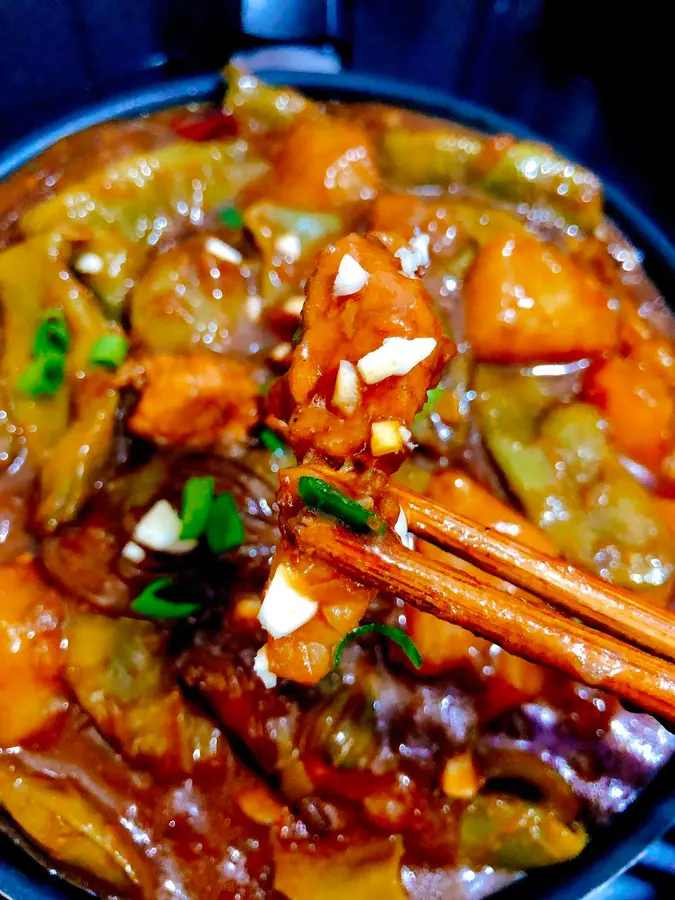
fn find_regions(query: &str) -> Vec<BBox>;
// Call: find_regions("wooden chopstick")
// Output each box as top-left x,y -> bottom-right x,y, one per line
294,514 -> 675,722
392,483 -> 675,664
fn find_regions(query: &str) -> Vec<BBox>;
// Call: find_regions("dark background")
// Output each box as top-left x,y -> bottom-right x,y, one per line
0,0 -> 673,238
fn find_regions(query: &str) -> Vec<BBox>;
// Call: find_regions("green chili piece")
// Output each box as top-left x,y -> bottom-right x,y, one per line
297,476 -> 386,535
180,475 -> 215,540
334,623 -> 422,669
205,492 -> 245,553
17,353 -> 65,397
131,578 -> 201,619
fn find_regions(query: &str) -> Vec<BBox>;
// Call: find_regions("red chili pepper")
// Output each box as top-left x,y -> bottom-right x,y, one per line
170,109 -> 238,142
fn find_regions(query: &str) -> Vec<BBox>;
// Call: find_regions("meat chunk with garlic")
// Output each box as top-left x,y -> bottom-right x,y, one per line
281,233 -> 452,469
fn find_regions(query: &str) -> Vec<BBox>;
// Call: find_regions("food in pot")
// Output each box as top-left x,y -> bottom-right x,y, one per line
0,66 -> 673,900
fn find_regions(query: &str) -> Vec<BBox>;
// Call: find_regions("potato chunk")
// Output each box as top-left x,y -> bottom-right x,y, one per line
263,117 -> 379,212
464,231 -> 618,363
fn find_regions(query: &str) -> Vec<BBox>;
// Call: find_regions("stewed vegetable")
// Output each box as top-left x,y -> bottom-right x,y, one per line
0,66 -> 674,900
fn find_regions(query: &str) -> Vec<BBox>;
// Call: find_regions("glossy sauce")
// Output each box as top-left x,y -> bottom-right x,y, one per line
0,69 -> 674,900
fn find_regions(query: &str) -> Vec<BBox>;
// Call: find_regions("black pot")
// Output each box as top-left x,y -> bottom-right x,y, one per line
1,70 -> 674,900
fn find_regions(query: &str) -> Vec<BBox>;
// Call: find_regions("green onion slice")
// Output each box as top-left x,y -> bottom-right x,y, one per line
259,427 -> 287,457
218,205 -> 244,229
415,386 -> 445,424
422,386 -> 445,415
17,353 -> 65,397
131,578 -> 201,619
89,334 -> 129,369
205,492 -> 245,554
180,476 -> 215,540
334,623 -> 422,669
34,309 -> 70,356
297,476 -> 386,535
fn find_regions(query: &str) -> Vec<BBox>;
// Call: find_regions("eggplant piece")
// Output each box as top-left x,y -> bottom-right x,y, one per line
0,232 -> 120,437
71,229 -> 147,320
379,128 -> 485,186
474,365 -> 675,594
41,510 -> 131,612
244,203 -> 345,301
482,140 -> 603,231
42,450 -> 280,614
272,834 -> 407,900
21,141 -> 269,244
224,63 -> 313,135
130,235 -> 264,356
65,612 -> 224,776
299,690 -> 380,771
0,235 -> 71,460
477,746 -> 580,823
2,709 -> 278,899
459,794 -> 587,869
0,760 -> 144,892
36,377 -> 119,532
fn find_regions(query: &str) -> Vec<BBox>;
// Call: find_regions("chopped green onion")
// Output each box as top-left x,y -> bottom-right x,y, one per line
180,476 -> 215,540
292,325 -> 303,346
218,205 -> 244,229
259,427 -> 287,457
422,386 -> 445,415
415,386 -> 445,424
205,492 -> 245,554
297,476 -> 386,535
334,623 -> 422,669
131,578 -> 201,619
34,309 -> 69,356
17,353 -> 65,396
258,380 -> 273,397
89,334 -> 129,369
